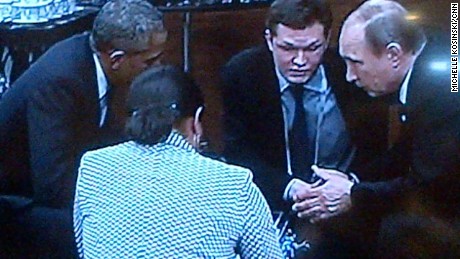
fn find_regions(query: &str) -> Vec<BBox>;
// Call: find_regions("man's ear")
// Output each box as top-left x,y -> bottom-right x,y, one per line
109,50 -> 126,70
385,42 -> 403,69
193,106 -> 204,137
193,118 -> 203,139
264,29 -> 274,52
325,30 -> 331,49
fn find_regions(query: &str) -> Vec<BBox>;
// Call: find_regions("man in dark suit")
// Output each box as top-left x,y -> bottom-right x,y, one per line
0,0 -> 167,257
221,0 -> 380,215
294,0 -> 460,256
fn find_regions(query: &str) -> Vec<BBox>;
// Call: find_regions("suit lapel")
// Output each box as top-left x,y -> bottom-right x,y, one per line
79,34 -> 101,128
256,47 -> 288,170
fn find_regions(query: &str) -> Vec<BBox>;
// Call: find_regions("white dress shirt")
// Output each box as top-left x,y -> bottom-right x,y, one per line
92,53 -> 109,127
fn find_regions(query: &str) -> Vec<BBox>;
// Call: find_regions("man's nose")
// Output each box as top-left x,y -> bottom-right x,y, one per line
292,50 -> 307,67
345,65 -> 357,83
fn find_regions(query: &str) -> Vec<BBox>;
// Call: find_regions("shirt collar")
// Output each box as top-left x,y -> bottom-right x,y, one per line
278,65 -> 327,93
92,53 -> 109,100
399,67 -> 413,105
132,131 -> 198,155
163,130 -> 197,154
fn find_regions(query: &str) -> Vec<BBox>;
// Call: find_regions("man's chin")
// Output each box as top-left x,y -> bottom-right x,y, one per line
358,85 -> 382,97
366,92 -> 378,98
286,76 -> 310,85
366,90 -> 384,98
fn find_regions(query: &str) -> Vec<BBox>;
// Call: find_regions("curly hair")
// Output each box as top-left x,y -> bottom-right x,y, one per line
90,0 -> 165,53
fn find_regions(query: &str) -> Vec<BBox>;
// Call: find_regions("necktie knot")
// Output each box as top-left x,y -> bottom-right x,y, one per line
290,84 -> 305,102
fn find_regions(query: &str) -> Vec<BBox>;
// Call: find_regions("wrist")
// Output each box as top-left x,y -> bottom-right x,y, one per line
348,172 -> 360,184
283,178 -> 301,201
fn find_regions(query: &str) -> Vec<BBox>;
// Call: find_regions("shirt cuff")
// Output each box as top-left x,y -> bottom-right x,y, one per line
345,172 -> 359,195
283,178 -> 301,201
348,172 -> 360,184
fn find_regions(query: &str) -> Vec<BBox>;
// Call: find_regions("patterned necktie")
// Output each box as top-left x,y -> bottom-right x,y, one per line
99,86 -> 110,127
288,84 -> 312,181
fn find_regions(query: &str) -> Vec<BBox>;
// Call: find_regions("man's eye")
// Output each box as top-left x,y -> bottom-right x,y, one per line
279,45 -> 294,51
308,45 -> 322,51
348,61 -> 364,68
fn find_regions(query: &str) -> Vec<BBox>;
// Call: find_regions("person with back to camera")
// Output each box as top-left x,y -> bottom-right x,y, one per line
0,0 -> 167,257
73,65 -> 284,259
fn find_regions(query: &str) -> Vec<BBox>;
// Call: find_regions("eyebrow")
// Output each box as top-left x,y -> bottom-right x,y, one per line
342,55 -> 364,64
277,39 -> 323,48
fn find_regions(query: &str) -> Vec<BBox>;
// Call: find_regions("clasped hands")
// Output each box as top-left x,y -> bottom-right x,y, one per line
287,165 -> 353,223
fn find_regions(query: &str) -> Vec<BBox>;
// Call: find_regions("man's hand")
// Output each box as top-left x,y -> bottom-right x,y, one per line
293,166 -> 354,222
310,194 -> 352,223
312,165 -> 353,199
286,178 -> 325,218
287,178 -> 324,201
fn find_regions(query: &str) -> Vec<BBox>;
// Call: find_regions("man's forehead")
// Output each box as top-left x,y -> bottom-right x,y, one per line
340,24 -> 365,49
274,23 -> 327,44
341,22 -> 365,39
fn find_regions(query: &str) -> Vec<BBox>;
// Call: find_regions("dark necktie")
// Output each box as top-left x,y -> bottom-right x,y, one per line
288,84 -> 313,181
101,86 -> 126,145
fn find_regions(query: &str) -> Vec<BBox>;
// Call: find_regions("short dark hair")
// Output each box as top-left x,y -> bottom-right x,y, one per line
125,65 -> 204,146
265,0 -> 332,37
91,0 -> 165,53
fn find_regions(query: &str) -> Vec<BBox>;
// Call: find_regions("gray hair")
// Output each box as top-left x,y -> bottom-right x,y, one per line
90,0 -> 165,53
345,0 -> 426,56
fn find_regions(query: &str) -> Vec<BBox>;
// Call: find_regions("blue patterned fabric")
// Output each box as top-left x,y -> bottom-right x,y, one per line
74,131 -> 283,258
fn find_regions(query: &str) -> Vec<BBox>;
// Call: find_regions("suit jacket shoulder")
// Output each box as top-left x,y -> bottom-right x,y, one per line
352,27 -> 460,218
0,33 -> 100,206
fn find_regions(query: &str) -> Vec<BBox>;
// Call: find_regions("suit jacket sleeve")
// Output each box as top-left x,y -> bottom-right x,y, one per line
27,77 -> 87,208
350,38 -> 460,217
351,111 -> 460,217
